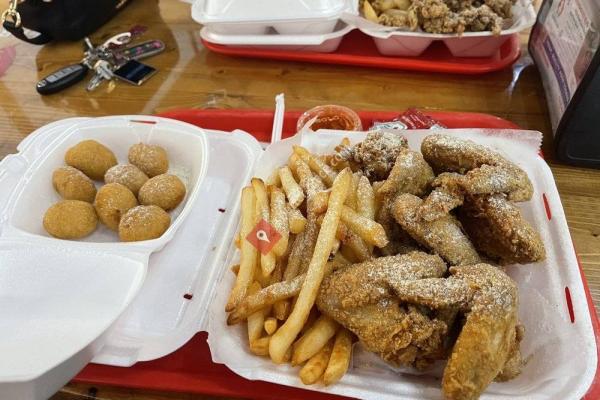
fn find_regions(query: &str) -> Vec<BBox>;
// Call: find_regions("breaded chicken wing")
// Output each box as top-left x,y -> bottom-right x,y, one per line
393,263 -> 522,400
392,193 -> 480,266
317,252 -> 449,368
458,194 -> 546,264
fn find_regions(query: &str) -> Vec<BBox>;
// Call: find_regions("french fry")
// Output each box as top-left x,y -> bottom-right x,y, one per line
250,336 -> 270,356
270,187 -> 289,257
235,231 -> 241,249
288,153 -> 301,177
342,229 -> 371,262
292,315 -> 339,365
283,229 -> 305,281
311,191 -> 330,214
293,145 -> 337,187
252,178 -> 277,277
340,206 -> 388,248
279,166 -> 305,208
363,0 -> 379,23
247,282 -> 265,343
266,169 -> 281,187
298,216 -> 319,276
299,339 -> 334,385
269,168 -> 352,363
228,272 -> 302,324
231,264 -> 240,275
356,175 -> 376,220
294,157 -> 326,201
226,186 -> 257,312
345,173 -> 360,210
264,317 -> 278,335
323,329 -> 353,385
287,205 -> 307,234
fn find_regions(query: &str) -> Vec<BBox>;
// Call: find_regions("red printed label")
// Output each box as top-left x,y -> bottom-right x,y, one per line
246,219 -> 281,255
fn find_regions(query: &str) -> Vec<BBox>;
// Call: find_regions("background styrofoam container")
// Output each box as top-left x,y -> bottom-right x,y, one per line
352,0 -> 536,57
207,129 -> 598,400
192,0 -> 357,35
200,24 -> 354,53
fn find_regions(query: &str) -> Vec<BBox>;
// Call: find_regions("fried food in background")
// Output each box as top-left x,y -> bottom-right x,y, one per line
94,183 -> 138,231
128,142 -> 169,177
361,0 -> 514,35
52,166 -> 97,203
138,174 -> 186,211
43,200 -> 98,239
65,139 -> 117,180
119,205 -> 171,242
104,164 -> 149,196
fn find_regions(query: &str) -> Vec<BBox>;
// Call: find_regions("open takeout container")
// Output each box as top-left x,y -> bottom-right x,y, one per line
193,0 -> 534,58
347,0 -> 536,57
0,114 -> 597,400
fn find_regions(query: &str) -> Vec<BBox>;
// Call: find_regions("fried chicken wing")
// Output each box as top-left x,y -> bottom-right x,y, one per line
392,193 -> 481,266
393,263 -> 522,400
421,134 -> 533,202
349,131 -> 409,181
458,194 -> 546,264
316,252 -> 449,368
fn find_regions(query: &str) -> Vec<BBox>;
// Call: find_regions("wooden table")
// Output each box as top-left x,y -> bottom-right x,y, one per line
0,1 -> 598,399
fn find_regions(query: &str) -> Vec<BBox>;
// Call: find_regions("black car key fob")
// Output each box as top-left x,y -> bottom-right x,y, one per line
36,64 -> 89,95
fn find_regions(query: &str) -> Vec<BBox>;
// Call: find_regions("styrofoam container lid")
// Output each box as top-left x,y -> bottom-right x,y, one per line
194,0 -> 351,23
0,241 -> 146,399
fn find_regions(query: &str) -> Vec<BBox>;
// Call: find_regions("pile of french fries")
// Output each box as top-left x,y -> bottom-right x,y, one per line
225,139 -> 390,386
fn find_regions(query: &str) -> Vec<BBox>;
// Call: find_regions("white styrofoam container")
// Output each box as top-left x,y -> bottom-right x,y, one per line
0,115 -> 216,399
207,129 -> 598,400
192,0 -> 357,35
200,23 -> 354,53
353,0 -> 536,57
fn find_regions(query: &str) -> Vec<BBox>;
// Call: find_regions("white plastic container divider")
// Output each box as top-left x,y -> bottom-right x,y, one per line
207,128 -> 598,400
192,0 -> 358,35
200,23 -> 354,53
351,0 -> 536,57
0,115 -> 211,399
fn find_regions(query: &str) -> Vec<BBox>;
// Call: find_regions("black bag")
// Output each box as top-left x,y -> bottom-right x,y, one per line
1,0 -> 131,45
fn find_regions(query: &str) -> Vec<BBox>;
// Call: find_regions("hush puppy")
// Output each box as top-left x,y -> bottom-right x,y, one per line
65,140 -> 117,180
128,143 -> 169,177
95,183 -> 138,231
119,205 -> 171,242
104,164 -> 149,196
43,200 -> 98,239
52,166 -> 97,203
138,174 -> 186,211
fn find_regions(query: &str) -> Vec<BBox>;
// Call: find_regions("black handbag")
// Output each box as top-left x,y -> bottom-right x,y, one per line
1,0 -> 131,45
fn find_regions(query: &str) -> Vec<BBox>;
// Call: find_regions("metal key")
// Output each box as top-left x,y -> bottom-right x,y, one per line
86,60 -> 115,92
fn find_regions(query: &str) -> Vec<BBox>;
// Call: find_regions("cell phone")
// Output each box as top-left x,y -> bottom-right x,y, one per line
113,60 -> 157,86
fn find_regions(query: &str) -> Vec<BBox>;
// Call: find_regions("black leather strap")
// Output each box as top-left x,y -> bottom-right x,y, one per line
3,20 -> 52,45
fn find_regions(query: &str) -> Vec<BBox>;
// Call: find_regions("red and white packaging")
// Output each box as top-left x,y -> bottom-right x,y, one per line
370,108 -> 447,130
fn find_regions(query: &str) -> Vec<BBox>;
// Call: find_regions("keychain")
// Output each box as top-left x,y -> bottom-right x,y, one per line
36,35 -> 165,95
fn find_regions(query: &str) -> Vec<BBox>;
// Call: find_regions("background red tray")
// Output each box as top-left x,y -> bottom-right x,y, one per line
202,30 -> 521,75
74,109 -> 600,400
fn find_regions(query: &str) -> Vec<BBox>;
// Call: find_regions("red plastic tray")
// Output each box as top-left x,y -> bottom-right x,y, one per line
74,109 -> 600,400
202,30 -> 521,75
